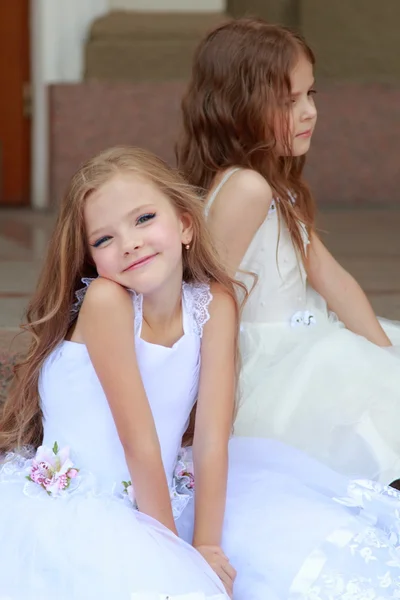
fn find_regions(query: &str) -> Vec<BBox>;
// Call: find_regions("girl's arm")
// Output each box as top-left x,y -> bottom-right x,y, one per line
190,284 -> 238,596
306,233 -> 392,347
192,283 -> 237,549
207,169 -> 272,274
79,277 -> 177,533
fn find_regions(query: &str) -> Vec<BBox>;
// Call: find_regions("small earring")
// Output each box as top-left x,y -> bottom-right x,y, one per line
185,244 -> 190,250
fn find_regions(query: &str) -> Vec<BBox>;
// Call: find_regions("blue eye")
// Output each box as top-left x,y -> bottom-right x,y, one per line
137,212 -> 156,225
92,235 -> 111,248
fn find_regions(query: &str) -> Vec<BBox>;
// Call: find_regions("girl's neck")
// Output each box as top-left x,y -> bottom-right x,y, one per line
141,272 -> 184,347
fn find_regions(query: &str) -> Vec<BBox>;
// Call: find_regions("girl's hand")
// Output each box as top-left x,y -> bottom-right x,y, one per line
195,544 -> 236,598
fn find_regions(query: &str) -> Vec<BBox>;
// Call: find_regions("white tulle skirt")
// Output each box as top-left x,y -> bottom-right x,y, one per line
234,309 -> 400,483
0,454 -> 227,600
177,438 -> 400,600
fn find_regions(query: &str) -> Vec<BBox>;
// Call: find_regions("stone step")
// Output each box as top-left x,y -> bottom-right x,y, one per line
85,10 -> 227,83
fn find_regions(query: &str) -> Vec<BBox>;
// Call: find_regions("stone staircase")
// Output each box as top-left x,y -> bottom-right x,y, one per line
84,11 -> 227,83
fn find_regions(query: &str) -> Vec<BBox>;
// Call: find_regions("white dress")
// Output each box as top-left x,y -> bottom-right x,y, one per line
222,438 -> 400,599
0,280 -> 228,600
205,168 -> 400,484
178,439 -> 400,599
175,172 -> 400,600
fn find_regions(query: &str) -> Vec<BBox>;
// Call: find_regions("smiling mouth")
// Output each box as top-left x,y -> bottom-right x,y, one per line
123,254 -> 158,272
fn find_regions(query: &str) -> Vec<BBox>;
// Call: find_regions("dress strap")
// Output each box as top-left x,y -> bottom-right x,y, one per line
182,282 -> 213,338
204,168 -> 241,217
132,292 -> 144,336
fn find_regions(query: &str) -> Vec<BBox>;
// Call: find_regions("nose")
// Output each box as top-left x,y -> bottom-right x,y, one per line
122,232 -> 142,255
302,97 -> 317,122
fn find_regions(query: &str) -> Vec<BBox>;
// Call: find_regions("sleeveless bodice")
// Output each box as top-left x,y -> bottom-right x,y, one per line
236,203 -> 309,324
39,281 -> 212,495
206,169 -> 327,326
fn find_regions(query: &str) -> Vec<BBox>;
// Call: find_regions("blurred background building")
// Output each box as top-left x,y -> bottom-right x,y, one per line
1,0 -> 399,210
0,1 -> 399,391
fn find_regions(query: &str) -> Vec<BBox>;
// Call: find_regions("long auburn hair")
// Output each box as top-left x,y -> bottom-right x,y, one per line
0,146 -> 245,453
176,18 -> 316,261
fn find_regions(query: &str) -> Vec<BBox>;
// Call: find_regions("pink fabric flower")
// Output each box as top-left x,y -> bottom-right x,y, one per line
30,461 -> 52,486
27,442 -> 79,497
175,449 -> 195,490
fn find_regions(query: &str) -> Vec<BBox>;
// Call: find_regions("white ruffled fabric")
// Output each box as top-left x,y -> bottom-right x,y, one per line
206,169 -> 400,484
0,280 -> 227,600
0,450 -> 226,600
236,311 -> 400,484
177,438 -> 400,600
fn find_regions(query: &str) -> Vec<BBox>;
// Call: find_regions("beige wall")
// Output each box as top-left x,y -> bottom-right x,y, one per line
227,0 -> 298,26
227,0 -> 400,81
109,0 -> 225,11
302,0 -> 400,81
31,0 -> 109,209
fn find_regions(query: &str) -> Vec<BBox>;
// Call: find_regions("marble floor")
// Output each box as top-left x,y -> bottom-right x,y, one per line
0,206 -> 399,353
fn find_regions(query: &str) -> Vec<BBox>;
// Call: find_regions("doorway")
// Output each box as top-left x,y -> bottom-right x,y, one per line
0,1 -> 31,206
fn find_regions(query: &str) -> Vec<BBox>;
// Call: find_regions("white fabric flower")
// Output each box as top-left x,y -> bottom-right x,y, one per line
290,310 -> 317,328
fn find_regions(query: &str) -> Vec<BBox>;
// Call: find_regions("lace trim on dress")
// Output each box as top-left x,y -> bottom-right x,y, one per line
71,279 -> 212,338
182,282 -> 213,338
70,277 -> 96,319
289,479 -> 400,599
132,292 -> 143,336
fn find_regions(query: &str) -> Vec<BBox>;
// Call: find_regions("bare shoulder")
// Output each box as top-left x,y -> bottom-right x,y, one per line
200,283 -> 237,360
81,277 -> 132,313
74,278 -> 135,345
208,281 -> 237,320
216,168 -> 273,210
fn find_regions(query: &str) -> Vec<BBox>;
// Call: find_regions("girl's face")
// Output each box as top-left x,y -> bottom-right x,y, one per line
276,53 -> 317,157
84,173 -> 193,296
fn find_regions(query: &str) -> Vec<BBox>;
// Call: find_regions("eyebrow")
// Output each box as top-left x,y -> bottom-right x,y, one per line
88,204 -> 155,238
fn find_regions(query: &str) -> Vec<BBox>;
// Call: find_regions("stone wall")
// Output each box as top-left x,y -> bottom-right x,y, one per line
49,80 -> 400,207
49,81 -> 186,205
48,4 -> 400,207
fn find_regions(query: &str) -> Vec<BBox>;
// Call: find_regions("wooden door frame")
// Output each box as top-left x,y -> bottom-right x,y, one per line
0,1 -> 31,206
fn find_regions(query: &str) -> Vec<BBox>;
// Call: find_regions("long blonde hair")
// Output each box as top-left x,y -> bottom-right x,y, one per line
176,18 -> 316,263
0,146 -> 244,452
